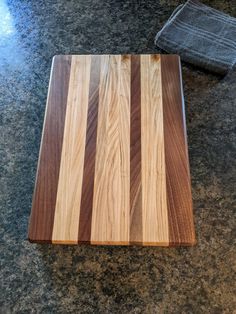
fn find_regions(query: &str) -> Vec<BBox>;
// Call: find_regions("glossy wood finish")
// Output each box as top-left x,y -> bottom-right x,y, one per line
52,56 -> 91,244
141,55 -> 169,245
28,54 -> 196,246
78,55 -> 101,243
161,55 -> 195,245
28,55 -> 71,242
130,55 -> 142,244
91,55 -> 130,245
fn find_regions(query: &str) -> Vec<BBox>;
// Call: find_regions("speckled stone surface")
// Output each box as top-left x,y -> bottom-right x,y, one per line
0,0 -> 236,313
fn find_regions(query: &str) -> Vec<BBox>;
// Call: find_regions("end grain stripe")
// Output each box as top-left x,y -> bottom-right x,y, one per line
130,55 -> 142,244
78,56 -> 101,243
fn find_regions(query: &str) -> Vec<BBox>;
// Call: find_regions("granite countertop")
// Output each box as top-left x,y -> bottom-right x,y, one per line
0,0 -> 235,313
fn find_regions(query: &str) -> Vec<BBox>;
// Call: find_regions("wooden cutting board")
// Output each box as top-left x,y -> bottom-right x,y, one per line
28,54 -> 196,246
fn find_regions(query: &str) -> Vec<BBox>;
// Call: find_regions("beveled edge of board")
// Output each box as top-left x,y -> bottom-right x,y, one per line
161,54 -> 196,247
28,55 -> 72,243
28,58 -> 56,244
31,241 -> 196,247
51,54 -> 183,58
177,55 -> 196,247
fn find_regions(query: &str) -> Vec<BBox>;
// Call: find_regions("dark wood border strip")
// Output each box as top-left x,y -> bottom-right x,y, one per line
28,56 -> 72,243
130,55 -> 142,244
161,55 -> 196,246
78,56 -> 101,243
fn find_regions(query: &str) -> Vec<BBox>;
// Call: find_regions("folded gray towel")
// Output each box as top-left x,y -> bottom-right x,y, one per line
155,0 -> 236,75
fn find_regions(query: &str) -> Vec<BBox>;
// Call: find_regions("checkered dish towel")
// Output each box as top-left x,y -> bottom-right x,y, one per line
155,0 -> 236,75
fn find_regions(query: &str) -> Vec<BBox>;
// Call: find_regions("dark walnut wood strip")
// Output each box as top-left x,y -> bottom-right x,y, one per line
161,55 -> 196,245
28,55 -> 71,242
78,56 -> 101,243
130,55 -> 142,244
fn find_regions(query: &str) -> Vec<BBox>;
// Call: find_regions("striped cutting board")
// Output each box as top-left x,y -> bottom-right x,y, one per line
28,54 -> 196,246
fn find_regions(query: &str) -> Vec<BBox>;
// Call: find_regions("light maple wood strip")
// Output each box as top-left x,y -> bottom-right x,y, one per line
141,55 -> 169,246
119,55 -> 130,243
52,55 -> 91,244
91,55 -> 130,245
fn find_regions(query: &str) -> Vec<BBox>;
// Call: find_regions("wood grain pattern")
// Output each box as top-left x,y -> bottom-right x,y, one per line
161,55 -> 196,245
130,55 -> 142,244
78,55 -> 101,243
141,55 -> 169,245
52,55 -> 91,244
91,55 -> 130,245
28,55 -> 71,243
28,54 -> 196,246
